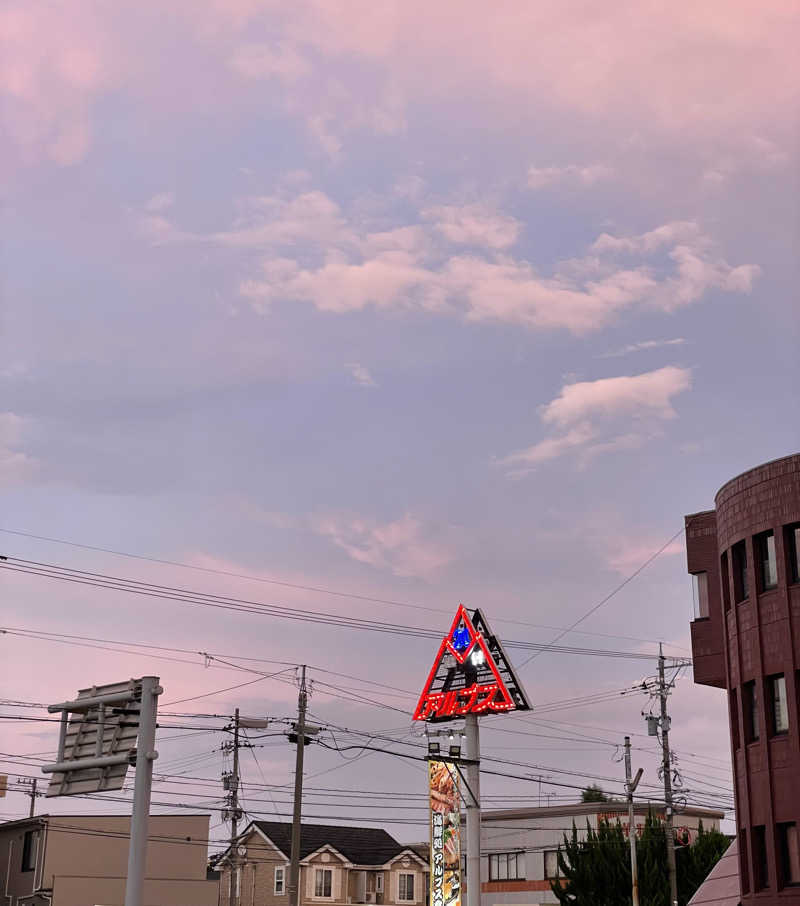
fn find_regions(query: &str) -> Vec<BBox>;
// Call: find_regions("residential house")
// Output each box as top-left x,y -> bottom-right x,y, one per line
218,820 -> 428,906
0,813 -> 219,906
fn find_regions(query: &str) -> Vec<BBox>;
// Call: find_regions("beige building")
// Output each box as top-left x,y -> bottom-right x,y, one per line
0,813 -> 219,906
480,801 -> 725,906
218,820 -> 428,906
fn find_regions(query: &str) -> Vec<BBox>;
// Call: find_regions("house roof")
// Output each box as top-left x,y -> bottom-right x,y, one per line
482,801 -> 725,822
252,821 -> 408,865
687,839 -> 740,906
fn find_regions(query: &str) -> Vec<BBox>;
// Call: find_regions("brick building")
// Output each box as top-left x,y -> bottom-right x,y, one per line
686,453 -> 800,904
218,820 -> 428,906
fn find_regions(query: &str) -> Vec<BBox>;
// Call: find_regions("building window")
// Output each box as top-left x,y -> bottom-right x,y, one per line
691,572 -> 710,619
489,852 -> 524,881
743,680 -> 760,742
756,531 -> 778,590
779,823 -> 800,886
315,869 -> 332,898
376,873 -> 384,893
732,541 -> 748,602
398,873 -> 415,901
544,850 -> 561,880
730,688 -> 741,749
21,830 -> 38,872
786,524 -> 800,585
754,825 -> 769,890
740,828 -> 750,894
275,866 -> 285,895
769,675 -> 789,735
720,552 -> 731,612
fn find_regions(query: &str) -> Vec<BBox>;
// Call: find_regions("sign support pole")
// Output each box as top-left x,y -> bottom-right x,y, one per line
124,676 -> 161,906
465,714 -> 481,906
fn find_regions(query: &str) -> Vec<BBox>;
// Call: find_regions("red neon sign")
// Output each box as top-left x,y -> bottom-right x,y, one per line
413,605 -> 519,721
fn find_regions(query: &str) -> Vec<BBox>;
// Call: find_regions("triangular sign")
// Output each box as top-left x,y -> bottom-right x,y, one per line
413,605 -> 531,723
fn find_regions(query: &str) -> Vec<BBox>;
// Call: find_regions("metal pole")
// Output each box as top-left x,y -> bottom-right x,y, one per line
624,737 -> 639,906
28,779 -> 37,818
229,708 -> 241,906
124,676 -> 160,906
288,666 -> 308,906
658,648 -> 678,906
465,714 -> 481,906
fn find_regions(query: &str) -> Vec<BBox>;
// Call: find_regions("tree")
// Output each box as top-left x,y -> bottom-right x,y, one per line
676,822 -> 731,905
551,820 -> 629,906
550,813 -> 731,906
581,784 -> 610,802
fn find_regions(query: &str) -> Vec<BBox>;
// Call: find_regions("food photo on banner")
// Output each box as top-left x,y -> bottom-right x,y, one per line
429,759 -> 461,906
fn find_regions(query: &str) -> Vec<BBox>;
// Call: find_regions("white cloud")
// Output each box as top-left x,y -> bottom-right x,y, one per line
527,163 -> 613,190
599,338 -> 687,358
498,365 -> 692,471
422,204 -> 521,249
311,513 -> 453,578
346,362 -> 378,387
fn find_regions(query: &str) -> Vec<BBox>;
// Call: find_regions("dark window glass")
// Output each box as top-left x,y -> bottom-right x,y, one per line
779,823 -> 800,886
720,552 -> 731,612
744,681 -> 760,742
756,531 -> 778,590
732,541 -> 748,601
769,675 -> 789,734
399,873 -> 415,900
754,825 -> 769,889
786,524 -> 800,585
21,830 -> 37,872
730,689 -> 740,749
740,829 -> 750,894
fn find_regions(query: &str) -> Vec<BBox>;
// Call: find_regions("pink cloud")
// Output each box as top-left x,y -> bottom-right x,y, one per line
541,366 -> 692,428
4,0 -> 797,168
498,366 -> 692,471
311,513 -> 455,578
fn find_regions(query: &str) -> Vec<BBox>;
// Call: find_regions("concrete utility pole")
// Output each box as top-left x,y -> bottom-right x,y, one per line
464,714 -> 481,906
227,708 -> 241,906
288,666 -> 308,906
658,647 -> 678,906
623,736 -> 642,906
124,676 -> 160,906
28,778 -> 37,817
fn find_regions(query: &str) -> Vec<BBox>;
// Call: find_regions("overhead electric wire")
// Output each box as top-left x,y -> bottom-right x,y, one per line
0,558 -> 679,660
0,525 -> 689,649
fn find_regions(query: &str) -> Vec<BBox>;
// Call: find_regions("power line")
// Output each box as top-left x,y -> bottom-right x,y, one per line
0,526 -> 687,648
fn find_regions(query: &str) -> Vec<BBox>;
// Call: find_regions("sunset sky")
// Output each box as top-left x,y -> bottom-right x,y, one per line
2,0 -> 798,845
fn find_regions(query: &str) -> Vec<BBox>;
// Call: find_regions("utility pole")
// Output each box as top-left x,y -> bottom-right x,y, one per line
227,708 -> 241,906
28,778 -> 37,817
464,714 -> 481,906
658,647 -> 678,906
288,666 -> 308,906
623,737 -> 642,906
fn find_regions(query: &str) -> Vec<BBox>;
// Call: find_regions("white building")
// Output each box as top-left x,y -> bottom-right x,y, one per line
479,801 -> 725,906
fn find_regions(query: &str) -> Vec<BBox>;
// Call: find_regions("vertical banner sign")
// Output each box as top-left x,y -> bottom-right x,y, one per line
429,760 -> 461,906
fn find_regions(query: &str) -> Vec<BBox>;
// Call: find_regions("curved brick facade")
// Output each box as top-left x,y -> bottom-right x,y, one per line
686,454 -> 800,904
